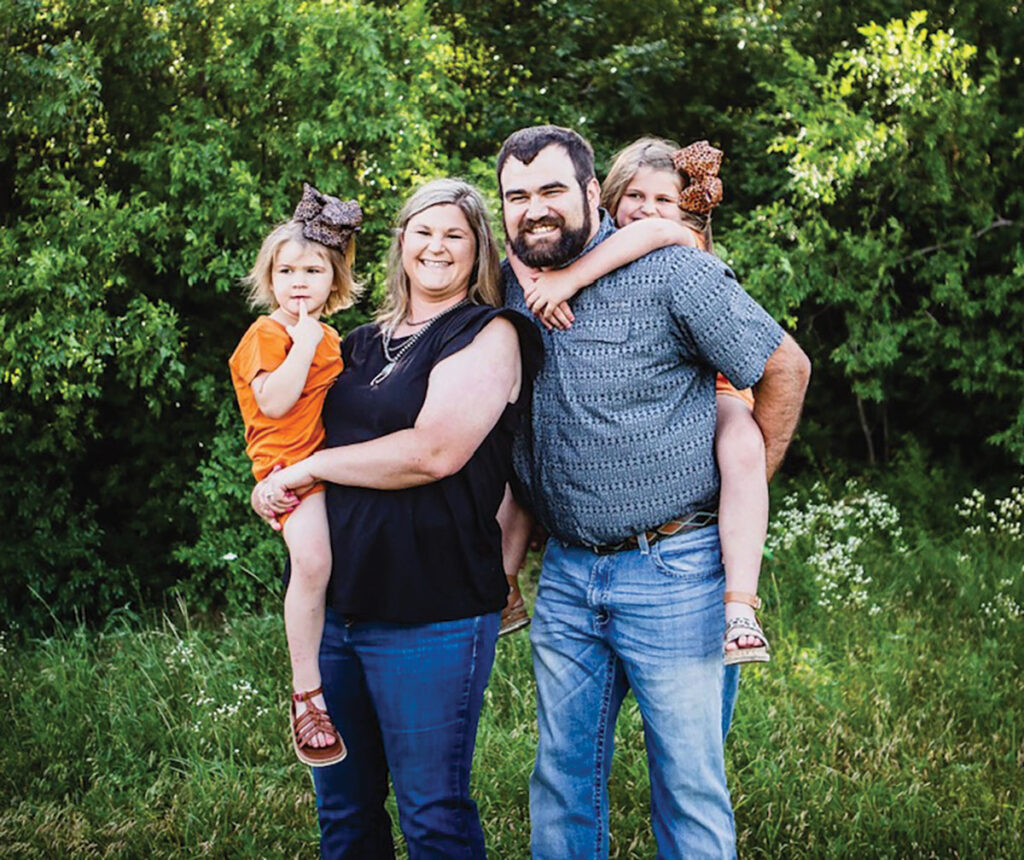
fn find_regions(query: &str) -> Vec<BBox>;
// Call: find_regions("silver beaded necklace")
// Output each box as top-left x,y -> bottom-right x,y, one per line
370,298 -> 471,386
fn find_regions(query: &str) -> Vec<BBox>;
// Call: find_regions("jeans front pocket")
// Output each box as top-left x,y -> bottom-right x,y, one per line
650,525 -> 722,580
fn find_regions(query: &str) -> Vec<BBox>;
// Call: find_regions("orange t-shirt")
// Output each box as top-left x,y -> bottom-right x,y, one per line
228,316 -> 344,481
715,373 -> 755,409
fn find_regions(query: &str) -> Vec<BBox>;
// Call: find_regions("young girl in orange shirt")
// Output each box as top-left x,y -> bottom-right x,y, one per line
229,184 -> 362,765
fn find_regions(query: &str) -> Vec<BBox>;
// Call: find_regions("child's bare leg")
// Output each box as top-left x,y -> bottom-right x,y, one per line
716,395 -> 769,653
283,491 -> 333,747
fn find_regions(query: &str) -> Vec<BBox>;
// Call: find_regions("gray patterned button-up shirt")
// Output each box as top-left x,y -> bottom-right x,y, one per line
504,212 -> 784,546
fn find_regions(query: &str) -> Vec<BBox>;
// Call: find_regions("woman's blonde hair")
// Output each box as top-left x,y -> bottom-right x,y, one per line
601,136 -> 714,251
243,220 -> 361,315
377,178 -> 502,331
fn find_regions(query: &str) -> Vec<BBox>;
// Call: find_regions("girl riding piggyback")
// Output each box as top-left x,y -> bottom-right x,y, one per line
514,139 -> 772,665
228,184 -> 361,767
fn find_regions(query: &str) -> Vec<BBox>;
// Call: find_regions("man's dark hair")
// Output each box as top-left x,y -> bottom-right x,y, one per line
496,125 -> 596,194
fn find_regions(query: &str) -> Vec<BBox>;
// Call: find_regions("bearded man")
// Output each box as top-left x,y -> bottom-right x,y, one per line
497,125 -> 810,859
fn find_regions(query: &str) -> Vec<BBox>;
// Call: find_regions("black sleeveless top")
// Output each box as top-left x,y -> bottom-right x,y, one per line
321,304 -> 543,623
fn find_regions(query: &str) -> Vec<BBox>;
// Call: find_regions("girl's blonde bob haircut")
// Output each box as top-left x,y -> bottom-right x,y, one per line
601,136 -> 714,251
377,178 -> 502,332
243,220 -> 362,315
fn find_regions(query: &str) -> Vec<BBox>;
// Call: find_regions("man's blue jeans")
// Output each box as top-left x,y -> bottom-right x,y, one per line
529,527 -> 737,859
312,608 -> 499,859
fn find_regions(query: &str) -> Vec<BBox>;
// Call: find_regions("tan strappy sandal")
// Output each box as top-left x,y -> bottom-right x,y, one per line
723,591 -> 770,666
290,686 -> 347,767
499,576 -> 531,637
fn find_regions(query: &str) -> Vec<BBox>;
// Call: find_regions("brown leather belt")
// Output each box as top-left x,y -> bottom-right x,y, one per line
586,510 -> 718,555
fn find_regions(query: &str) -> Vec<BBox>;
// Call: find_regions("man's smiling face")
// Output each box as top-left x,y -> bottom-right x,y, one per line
500,144 -> 598,268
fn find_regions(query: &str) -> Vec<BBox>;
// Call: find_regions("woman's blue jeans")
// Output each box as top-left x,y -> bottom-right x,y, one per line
312,607 -> 499,859
529,527 -> 737,859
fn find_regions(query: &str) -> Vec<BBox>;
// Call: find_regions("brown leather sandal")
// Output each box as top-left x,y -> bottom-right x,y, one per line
499,576 -> 531,637
499,600 -> 531,637
290,686 -> 347,767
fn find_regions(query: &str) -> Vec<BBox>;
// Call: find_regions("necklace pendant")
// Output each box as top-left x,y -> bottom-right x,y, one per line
371,361 -> 396,387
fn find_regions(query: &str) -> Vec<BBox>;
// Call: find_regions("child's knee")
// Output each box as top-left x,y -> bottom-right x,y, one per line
289,545 -> 332,586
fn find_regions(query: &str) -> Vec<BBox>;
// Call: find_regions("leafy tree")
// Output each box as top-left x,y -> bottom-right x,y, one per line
1,0 -> 468,627
3,0 -> 1022,630
726,11 -> 1023,463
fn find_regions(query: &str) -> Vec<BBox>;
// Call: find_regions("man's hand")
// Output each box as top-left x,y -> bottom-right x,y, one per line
751,333 -> 811,481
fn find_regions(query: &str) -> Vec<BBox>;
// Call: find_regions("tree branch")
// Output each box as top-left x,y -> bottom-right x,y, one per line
855,395 -> 876,466
899,217 -> 1016,264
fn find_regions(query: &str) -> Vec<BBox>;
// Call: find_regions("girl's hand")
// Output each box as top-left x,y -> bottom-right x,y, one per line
522,271 -> 579,330
506,245 -> 576,331
286,300 -> 324,350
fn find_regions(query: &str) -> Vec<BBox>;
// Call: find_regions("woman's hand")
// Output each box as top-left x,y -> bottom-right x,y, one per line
250,463 -> 311,529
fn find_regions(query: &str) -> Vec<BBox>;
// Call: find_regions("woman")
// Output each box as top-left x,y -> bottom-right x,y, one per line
253,178 -> 542,858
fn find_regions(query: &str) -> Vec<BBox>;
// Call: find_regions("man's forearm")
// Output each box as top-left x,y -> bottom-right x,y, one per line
751,332 -> 811,481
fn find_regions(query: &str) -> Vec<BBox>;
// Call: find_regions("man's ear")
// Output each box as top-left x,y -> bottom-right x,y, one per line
586,177 -> 601,211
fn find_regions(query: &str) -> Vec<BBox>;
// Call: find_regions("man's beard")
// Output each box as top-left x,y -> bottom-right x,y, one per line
509,207 -> 592,268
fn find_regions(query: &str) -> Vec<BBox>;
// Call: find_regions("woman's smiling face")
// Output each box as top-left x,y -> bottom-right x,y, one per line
401,203 -> 477,301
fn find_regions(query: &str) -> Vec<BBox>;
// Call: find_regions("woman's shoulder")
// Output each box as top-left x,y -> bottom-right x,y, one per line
434,303 -> 543,379
342,320 -> 381,346
434,303 -> 531,343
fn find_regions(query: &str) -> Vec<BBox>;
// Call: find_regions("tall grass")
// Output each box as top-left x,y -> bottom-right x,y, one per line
2,471 -> 1022,858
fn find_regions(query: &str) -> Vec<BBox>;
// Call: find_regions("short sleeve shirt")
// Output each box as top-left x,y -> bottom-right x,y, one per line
228,316 -> 343,480
504,213 -> 784,546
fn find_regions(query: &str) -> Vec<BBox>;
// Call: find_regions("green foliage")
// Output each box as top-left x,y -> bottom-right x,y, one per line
3,1 -> 1024,629
1,0 -> 466,627
726,11 -> 1023,462
171,398 -> 287,615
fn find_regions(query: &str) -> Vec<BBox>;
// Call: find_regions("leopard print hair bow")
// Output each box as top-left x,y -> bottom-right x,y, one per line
671,141 -> 723,215
293,183 -> 362,252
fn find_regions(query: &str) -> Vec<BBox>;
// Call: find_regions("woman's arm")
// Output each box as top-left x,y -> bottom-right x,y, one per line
517,218 -> 699,329
253,316 -> 521,522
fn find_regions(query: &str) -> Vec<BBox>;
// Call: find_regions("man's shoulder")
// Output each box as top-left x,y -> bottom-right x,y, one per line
620,243 -> 721,273
499,261 -> 525,309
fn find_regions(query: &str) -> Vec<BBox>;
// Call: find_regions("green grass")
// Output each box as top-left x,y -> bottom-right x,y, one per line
2,477 -> 1023,858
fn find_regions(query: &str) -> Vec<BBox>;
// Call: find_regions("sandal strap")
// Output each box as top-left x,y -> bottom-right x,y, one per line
724,616 -> 764,635
723,616 -> 769,649
292,686 -> 324,704
292,698 -> 340,749
724,590 -> 762,610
